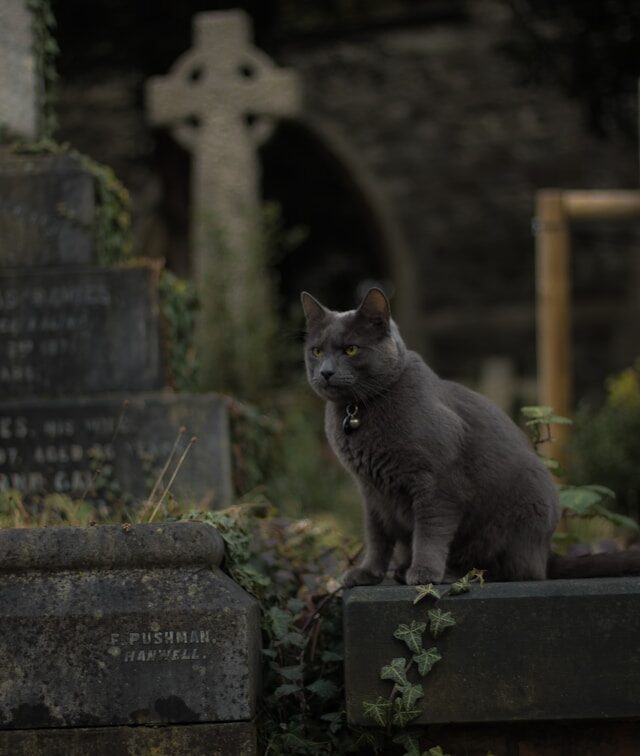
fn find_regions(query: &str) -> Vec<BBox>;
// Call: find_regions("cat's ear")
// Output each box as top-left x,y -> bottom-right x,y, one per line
301,292 -> 328,328
357,288 -> 390,326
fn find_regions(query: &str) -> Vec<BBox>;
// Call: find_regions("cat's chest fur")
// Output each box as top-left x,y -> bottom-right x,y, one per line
325,401 -> 405,494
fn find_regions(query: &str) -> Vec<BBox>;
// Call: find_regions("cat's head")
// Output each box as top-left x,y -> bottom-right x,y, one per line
301,287 -> 406,402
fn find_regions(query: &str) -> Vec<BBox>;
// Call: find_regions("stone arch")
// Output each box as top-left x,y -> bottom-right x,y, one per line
260,116 -> 420,347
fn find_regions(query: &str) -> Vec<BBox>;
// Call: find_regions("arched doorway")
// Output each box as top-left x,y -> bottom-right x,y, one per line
260,117 -> 418,345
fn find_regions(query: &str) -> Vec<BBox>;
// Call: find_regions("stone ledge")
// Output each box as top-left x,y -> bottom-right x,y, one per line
0,720 -> 257,756
344,578 -> 640,725
0,521 -> 225,572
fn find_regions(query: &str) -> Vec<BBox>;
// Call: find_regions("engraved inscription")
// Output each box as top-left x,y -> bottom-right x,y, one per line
0,279 -> 112,394
108,628 -> 212,663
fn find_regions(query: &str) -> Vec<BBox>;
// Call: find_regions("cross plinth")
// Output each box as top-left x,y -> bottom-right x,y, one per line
146,10 -> 301,388
0,0 -> 39,139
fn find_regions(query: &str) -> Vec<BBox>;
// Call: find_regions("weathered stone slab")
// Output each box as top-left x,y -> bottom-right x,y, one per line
0,522 -> 260,730
0,721 -> 257,756
0,265 -> 164,397
0,1 -> 38,139
344,579 -> 640,725
0,392 -> 232,508
0,150 -> 95,265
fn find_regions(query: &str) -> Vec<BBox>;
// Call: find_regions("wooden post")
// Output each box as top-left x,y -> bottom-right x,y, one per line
535,191 -> 572,457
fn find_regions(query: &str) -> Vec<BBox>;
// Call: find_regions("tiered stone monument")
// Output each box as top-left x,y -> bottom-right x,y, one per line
0,146 -> 232,508
0,521 -> 260,755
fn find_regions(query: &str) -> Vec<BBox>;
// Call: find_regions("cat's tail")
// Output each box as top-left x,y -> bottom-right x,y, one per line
547,550 -> 640,579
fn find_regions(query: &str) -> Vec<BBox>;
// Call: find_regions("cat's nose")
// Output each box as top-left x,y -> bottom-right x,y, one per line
320,368 -> 335,382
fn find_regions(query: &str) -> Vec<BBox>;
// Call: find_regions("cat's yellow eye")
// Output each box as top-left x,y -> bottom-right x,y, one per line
311,347 -> 323,358
344,345 -> 359,357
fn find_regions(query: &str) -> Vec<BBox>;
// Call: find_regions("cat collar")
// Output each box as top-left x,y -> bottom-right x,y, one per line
343,403 -> 361,435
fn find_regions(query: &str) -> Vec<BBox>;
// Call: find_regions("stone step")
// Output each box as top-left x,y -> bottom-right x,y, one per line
0,522 -> 260,741
0,722 -> 257,756
0,150 -> 95,267
344,578 -> 640,725
0,392 -> 232,509
0,264 -> 165,397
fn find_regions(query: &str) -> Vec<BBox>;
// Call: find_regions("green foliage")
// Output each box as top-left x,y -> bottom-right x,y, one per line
559,485 -> 638,532
413,584 -> 441,603
569,360 -> 640,518
394,622 -> 427,654
0,489 -> 114,529
158,269 -> 200,391
362,571 -> 481,752
27,0 -> 59,139
413,647 -> 441,677
521,404 -> 640,542
227,391 -> 360,535
10,140 -> 132,265
186,503 -> 368,753
427,609 -> 456,639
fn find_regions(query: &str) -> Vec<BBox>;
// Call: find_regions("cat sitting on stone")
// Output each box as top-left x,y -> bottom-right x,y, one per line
301,287 -> 640,586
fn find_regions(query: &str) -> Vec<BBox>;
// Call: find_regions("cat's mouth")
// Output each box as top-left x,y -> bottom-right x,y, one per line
313,380 -> 351,402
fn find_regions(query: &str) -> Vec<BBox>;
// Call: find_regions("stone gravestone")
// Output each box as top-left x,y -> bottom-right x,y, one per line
0,149 -> 95,265
0,147 -> 232,509
0,0 -> 38,139
146,10 -> 301,383
0,521 -> 260,755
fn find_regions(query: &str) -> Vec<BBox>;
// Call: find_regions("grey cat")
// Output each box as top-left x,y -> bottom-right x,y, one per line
301,287 -> 640,586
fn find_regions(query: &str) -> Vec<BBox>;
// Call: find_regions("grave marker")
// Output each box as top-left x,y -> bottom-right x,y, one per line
0,265 -> 164,397
0,149 -> 95,266
0,522 -> 259,754
146,10 -> 301,383
0,394 -> 232,508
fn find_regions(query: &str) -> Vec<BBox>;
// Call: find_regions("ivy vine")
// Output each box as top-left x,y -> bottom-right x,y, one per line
362,570 -> 485,756
27,0 -> 59,139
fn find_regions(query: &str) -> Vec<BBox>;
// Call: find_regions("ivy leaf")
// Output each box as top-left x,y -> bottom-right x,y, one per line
521,405 -> 554,419
468,568 -> 486,585
427,747 -> 451,756
306,678 -> 338,699
380,657 -> 409,687
392,697 -> 422,727
413,646 -> 442,676
274,683 -> 301,698
393,733 -> 421,756
278,631 -> 306,649
287,597 -> 306,614
362,696 -> 392,727
428,608 -> 456,638
321,650 -> 343,663
393,620 -> 426,653
399,681 -> 424,708
449,576 -> 470,595
281,731 -> 320,752
272,663 -> 304,681
414,583 -> 441,604
320,710 -> 343,734
268,606 -> 293,640
594,505 -> 640,532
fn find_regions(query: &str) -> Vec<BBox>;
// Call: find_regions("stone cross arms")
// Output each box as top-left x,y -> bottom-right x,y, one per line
146,10 -> 301,284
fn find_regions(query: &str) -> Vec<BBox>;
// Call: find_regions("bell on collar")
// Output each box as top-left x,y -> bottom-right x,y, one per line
343,403 -> 360,435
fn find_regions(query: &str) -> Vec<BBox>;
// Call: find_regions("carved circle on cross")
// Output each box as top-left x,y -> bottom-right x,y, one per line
168,47 -> 277,153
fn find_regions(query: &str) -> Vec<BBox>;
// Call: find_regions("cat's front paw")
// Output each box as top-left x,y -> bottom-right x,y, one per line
405,565 -> 443,586
342,566 -> 385,588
